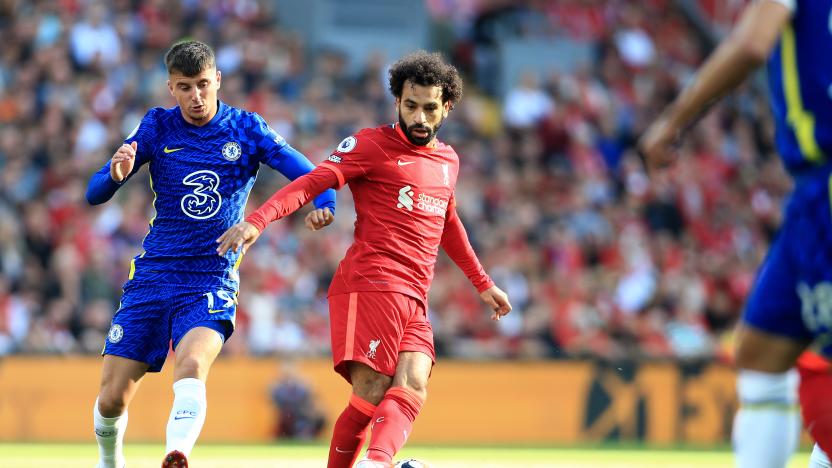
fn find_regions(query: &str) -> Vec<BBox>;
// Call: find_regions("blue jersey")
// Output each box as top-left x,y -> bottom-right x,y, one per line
767,0 -> 832,173
87,101 -> 336,291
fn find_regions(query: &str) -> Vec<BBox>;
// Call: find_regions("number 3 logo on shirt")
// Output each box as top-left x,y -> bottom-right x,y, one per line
181,170 -> 222,219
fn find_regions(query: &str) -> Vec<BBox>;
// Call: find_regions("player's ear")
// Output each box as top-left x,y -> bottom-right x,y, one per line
215,70 -> 222,90
166,79 -> 174,97
443,100 -> 451,116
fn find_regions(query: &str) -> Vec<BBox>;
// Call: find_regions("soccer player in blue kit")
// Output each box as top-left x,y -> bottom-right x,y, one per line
85,41 -> 336,468
640,1 -> 832,466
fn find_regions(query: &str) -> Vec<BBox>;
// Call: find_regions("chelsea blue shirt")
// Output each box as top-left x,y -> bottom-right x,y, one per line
766,0 -> 832,175
86,101 -> 336,291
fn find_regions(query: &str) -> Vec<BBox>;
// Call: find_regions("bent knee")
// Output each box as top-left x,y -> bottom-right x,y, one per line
97,390 -> 127,417
734,325 -> 806,372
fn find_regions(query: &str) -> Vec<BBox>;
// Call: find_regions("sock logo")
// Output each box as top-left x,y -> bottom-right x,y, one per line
94,428 -> 115,437
174,409 -> 198,420
366,339 -> 381,359
334,447 -> 354,453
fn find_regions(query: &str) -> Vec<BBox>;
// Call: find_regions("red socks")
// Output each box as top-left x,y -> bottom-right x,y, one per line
327,394 -> 376,468
366,387 -> 424,463
799,361 -> 832,454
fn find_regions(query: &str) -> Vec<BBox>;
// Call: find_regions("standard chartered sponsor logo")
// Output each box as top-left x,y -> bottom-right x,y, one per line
396,185 -> 447,216
417,192 -> 447,216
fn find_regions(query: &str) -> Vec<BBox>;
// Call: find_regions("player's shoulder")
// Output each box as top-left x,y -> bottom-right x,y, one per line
141,106 -> 173,123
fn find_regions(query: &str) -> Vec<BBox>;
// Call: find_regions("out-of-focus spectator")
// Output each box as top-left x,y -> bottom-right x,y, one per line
270,364 -> 326,440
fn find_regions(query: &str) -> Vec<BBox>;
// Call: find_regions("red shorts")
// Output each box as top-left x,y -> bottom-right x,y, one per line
329,291 -> 435,383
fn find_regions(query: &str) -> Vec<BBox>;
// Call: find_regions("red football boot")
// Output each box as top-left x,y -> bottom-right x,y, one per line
161,450 -> 188,467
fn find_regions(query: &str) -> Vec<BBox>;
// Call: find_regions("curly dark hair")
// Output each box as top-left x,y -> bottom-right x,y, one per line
165,40 -> 215,76
388,50 -> 463,109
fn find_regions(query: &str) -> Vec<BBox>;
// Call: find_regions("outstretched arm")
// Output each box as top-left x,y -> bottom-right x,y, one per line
215,166 -> 338,255
86,141 -> 140,205
638,0 -> 791,171
265,143 -> 337,216
441,204 -> 511,320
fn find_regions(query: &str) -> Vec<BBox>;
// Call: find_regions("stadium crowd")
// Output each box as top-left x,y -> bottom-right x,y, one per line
0,0 -> 785,363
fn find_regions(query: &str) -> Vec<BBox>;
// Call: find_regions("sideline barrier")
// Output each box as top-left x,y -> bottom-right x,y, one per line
0,357 -> 738,443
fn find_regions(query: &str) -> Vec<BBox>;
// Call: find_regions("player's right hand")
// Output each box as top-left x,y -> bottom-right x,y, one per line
216,221 -> 261,256
637,117 -> 679,175
110,141 -> 137,182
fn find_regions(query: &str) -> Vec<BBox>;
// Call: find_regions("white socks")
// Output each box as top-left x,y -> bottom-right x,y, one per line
732,369 -> 800,468
165,378 -> 207,456
94,398 -> 127,468
811,444 -> 832,468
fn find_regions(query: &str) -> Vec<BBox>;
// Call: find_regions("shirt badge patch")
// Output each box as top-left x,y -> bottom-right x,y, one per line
336,136 -> 357,153
222,141 -> 242,161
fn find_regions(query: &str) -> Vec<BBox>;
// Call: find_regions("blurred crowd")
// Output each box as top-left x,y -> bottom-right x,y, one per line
0,0 -> 785,363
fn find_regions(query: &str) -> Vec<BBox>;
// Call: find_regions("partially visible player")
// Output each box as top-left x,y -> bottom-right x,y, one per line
86,41 -> 336,468
216,51 -> 511,468
639,1 -> 832,467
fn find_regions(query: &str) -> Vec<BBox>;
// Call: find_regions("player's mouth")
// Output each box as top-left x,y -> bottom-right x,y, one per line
411,127 -> 430,138
191,105 -> 205,114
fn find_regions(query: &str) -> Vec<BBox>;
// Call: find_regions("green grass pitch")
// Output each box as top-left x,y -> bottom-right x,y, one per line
0,443 -> 813,467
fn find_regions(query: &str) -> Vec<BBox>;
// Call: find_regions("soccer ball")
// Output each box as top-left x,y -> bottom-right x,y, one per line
394,460 -> 430,468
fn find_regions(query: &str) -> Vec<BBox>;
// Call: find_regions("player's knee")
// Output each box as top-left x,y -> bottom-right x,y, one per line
97,391 -> 127,417
734,326 -> 803,373
352,372 -> 392,405
174,354 -> 208,379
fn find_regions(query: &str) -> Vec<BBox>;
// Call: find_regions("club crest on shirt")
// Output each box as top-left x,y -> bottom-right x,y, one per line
107,324 -> 124,343
366,339 -> 381,359
336,136 -> 357,153
222,141 -> 242,161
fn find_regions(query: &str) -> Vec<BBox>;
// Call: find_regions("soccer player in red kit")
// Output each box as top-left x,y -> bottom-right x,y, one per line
216,50 -> 512,468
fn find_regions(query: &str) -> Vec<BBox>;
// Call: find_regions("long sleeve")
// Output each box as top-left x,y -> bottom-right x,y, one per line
441,205 -> 494,292
265,143 -> 337,214
246,165 -> 339,232
85,162 -> 125,205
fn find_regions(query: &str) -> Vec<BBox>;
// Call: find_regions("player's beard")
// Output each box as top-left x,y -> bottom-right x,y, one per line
399,112 -> 443,146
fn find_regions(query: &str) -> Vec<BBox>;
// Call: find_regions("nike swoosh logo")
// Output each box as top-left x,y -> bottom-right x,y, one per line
397,160 -> 415,166
334,447 -> 354,453
164,146 -> 184,153
174,415 -> 195,420
208,309 -> 225,314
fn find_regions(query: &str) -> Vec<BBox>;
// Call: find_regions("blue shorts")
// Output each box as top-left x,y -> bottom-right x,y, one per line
743,169 -> 832,354
102,282 -> 237,372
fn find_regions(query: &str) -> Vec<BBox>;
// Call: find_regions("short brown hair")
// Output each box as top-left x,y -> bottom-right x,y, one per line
164,40 -> 215,76
388,50 -> 463,109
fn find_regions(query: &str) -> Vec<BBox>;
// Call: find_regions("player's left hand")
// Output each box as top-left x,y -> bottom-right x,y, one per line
216,221 -> 261,256
479,285 -> 512,321
638,116 -> 680,175
304,207 -> 334,231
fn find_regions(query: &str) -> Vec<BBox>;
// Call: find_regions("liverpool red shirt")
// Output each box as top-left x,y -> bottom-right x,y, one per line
247,124 -> 493,303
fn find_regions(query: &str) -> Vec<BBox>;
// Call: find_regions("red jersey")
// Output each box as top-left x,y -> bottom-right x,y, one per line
247,123 -> 493,303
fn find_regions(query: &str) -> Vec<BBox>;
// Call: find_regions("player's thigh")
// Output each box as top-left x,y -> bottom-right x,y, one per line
739,217 -> 816,371
170,286 -> 236,379
104,284 -> 172,373
98,354 -> 150,415
330,292 -> 413,382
